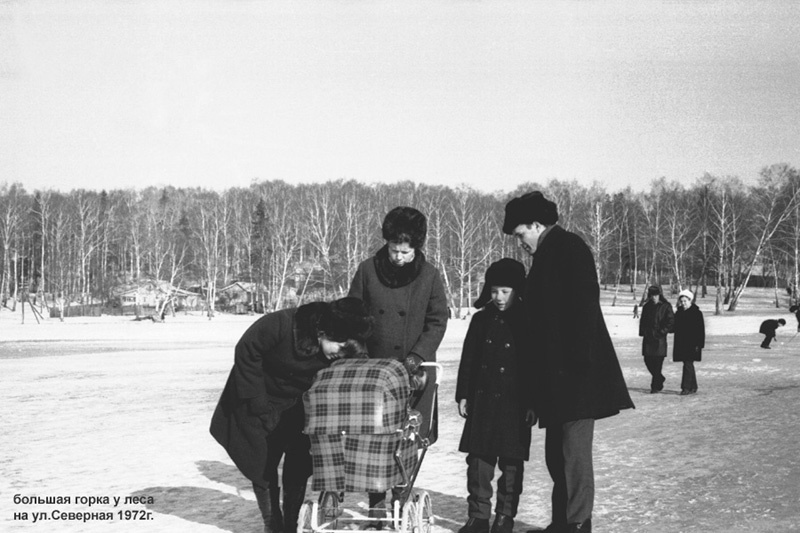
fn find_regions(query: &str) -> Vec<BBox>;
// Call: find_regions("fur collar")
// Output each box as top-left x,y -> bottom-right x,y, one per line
373,245 -> 425,288
293,302 -> 325,359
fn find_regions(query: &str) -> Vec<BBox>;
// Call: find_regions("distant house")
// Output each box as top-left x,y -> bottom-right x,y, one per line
114,280 -> 200,316
218,281 -> 267,314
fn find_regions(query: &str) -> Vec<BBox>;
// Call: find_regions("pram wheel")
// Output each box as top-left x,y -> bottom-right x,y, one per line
318,491 -> 341,528
400,500 -> 418,533
298,501 -> 313,533
413,490 -> 433,533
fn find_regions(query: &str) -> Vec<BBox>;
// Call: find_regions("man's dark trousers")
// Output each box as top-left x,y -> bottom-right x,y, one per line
544,419 -> 594,527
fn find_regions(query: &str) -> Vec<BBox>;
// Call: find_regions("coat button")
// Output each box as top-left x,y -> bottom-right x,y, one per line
486,339 -> 492,344
504,343 -> 511,349
394,345 -> 401,350
398,310 -> 406,317
379,309 -> 385,314
499,367 -> 505,373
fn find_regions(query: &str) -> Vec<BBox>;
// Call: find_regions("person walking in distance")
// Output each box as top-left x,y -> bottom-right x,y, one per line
672,289 -> 704,395
639,285 -> 674,393
504,191 -> 635,533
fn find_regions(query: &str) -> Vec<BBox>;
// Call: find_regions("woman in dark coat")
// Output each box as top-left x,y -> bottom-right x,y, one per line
639,285 -> 675,393
210,297 -> 373,533
455,259 -> 534,533
348,206 -> 448,528
672,289 -> 704,395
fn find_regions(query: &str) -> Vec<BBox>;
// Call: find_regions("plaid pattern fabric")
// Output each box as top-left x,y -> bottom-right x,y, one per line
310,433 -> 418,492
303,359 -> 411,435
304,359 -> 418,492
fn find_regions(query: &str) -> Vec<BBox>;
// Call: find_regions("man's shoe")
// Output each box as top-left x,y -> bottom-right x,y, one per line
680,389 -> 690,396
526,524 -> 565,533
458,517 -> 490,533
565,518 -> 591,532
491,514 -> 514,533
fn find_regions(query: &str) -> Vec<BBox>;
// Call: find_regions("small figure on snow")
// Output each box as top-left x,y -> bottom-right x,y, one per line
639,285 -> 675,393
759,318 -> 786,349
455,259 -> 535,533
789,304 -> 800,332
673,290 -> 704,395
633,303 -> 639,319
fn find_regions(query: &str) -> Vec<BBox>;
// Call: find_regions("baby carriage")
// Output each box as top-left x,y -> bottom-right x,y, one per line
299,358 -> 442,533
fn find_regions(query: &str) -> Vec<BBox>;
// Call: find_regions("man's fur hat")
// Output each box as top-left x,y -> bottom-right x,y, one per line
502,191 -> 559,235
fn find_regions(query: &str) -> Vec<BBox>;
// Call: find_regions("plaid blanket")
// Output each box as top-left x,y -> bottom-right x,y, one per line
303,359 -> 417,491
310,433 -> 418,492
303,359 -> 411,435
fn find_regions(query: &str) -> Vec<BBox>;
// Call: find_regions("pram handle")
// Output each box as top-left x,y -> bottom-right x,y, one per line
418,362 -> 443,385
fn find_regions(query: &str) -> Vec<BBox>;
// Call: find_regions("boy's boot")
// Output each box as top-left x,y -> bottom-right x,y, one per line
254,484 -> 284,533
458,517 -> 490,533
282,484 -> 307,533
493,459 -> 521,533
491,513 -> 514,533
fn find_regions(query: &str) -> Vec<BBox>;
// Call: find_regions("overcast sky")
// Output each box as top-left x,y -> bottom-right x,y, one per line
2,0 -> 799,195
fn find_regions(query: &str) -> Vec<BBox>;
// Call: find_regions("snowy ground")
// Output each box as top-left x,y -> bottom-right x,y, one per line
2,289 -> 799,533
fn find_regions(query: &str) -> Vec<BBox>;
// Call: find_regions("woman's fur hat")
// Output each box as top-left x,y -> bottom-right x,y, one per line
502,191 -> 559,235
318,297 -> 374,343
678,289 -> 694,302
382,206 -> 427,249
474,258 -> 526,308
295,298 -> 373,358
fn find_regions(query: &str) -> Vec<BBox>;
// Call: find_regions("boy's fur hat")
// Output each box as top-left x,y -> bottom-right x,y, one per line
474,258 -> 526,308
502,191 -> 559,235
382,206 -> 427,249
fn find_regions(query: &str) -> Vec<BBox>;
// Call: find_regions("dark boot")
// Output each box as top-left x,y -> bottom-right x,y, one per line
458,517 -> 490,533
565,518 -> 591,532
491,513 -> 514,533
360,492 -> 387,530
254,484 -> 284,533
282,484 -> 307,533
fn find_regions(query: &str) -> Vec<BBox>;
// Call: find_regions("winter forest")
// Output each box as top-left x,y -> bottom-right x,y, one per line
2,162 -> 800,319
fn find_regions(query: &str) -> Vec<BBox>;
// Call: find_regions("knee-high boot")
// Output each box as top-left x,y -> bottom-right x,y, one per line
282,484 -> 308,533
254,484 -> 284,533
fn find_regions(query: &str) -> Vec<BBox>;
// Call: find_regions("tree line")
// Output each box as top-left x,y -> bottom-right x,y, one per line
2,163 -> 799,317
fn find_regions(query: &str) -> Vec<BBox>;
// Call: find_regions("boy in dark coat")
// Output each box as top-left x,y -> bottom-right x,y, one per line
210,297 -> 373,533
672,289 -> 705,395
503,191 -> 634,533
639,285 -> 675,393
759,318 -> 785,349
456,259 -> 535,533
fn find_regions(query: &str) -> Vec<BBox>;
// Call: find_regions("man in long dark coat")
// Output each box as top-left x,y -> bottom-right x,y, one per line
639,285 -> 675,393
503,191 -> 635,533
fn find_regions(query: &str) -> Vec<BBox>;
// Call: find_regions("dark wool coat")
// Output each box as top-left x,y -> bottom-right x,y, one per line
759,319 -> 781,336
209,304 -> 333,485
639,299 -> 675,357
455,303 -> 531,460
673,304 -> 705,362
348,252 -> 448,362
524,225 -> 634,427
